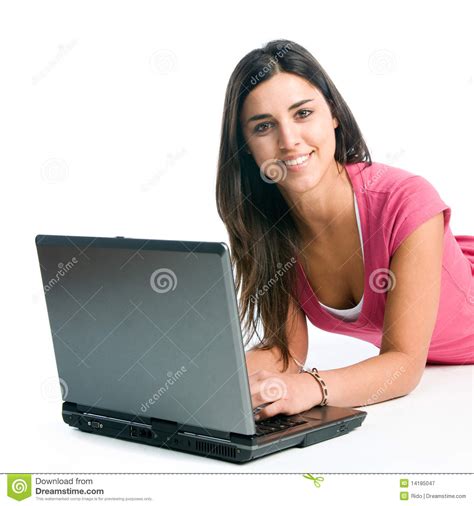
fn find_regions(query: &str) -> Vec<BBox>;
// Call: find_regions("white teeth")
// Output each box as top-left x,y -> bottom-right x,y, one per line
283,153 -> 311,166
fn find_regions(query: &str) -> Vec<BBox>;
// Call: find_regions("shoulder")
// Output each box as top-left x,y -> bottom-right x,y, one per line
346,160 -> 423,195
347,161 -> 447,215
346,161 -> 450,257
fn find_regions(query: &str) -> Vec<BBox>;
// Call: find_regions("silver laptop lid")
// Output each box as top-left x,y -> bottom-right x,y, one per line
36,235 -> 255,435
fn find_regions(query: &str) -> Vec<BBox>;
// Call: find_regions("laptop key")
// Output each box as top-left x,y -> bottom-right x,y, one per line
262,426 -> 279,432
259,421 -> 290,430
255,427 -> 273,435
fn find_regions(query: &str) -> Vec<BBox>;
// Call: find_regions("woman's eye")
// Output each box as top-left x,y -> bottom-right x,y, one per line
298,109 -> 313,118
254,109 -> 313,134
255,122 -> 271,133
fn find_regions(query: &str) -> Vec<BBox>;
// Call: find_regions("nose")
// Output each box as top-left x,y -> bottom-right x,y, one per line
277,122 -> 301,152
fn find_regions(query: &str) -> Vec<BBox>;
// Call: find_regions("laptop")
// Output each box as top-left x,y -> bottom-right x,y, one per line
35,234 -> 367,463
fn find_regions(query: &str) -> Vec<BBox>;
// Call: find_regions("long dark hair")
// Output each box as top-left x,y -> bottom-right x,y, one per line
215,39 -> 371,371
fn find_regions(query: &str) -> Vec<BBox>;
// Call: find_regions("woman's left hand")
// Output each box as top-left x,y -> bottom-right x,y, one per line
249,369 -> 322,420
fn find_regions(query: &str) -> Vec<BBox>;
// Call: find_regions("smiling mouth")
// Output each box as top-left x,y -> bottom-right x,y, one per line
282,151 -> 314,169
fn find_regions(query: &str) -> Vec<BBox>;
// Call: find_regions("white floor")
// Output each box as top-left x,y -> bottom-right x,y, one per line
5,329 -> 472,473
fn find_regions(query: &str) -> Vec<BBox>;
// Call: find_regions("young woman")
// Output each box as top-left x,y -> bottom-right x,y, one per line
215,39 -> 474,421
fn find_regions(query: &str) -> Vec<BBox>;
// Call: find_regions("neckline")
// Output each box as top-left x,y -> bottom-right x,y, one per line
319,187 -> 364,313
295,162 -> 371,328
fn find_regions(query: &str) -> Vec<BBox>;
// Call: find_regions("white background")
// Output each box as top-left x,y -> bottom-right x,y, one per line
1,0 -> 473,502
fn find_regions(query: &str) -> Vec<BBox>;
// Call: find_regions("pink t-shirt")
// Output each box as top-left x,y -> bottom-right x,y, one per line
295,161 -> 474,365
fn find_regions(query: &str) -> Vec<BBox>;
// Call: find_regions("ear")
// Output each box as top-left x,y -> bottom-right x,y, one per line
332,116 -> 339,129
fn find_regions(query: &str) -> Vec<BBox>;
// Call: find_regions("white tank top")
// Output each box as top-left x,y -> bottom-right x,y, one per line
318,192 -> 364,321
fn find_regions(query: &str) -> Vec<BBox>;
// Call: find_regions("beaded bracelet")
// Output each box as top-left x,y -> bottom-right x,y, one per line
303,367 -> 329,406
291,356 -> 329,406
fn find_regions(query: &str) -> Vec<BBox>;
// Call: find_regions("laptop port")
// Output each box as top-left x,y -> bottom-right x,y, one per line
129,425 -> 153,439
139,428 -> 153,439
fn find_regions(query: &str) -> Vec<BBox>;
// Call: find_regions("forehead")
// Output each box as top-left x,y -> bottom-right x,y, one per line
241,72 -> 323,116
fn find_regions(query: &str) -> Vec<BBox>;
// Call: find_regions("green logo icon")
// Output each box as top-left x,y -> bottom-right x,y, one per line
303,473 -> 324,488
7,474 -> 32,501
400,478 -> 409,488
400,491 -> 409,500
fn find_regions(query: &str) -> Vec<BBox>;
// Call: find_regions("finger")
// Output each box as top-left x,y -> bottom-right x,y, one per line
250,387 -> 267,409
249,380 -> 279,408
253,402 -> 272,414
255,399 -> 287,421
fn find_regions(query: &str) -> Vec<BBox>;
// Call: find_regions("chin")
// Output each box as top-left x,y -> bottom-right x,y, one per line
282,175 -> 320,193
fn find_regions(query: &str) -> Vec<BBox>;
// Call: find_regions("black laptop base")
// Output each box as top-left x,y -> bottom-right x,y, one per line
62,402 -> 367,464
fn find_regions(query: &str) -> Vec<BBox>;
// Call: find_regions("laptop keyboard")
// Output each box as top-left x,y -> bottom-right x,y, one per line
255,415 -> 308,436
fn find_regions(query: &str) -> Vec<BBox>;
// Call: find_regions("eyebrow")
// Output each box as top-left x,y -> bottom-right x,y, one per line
246,98 -> 315,124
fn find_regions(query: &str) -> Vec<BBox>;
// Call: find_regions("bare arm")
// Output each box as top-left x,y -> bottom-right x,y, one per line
253,213 -> 445,419
313,351 -> 417,407
310,213 -> 445,408
245,297 -> 308,376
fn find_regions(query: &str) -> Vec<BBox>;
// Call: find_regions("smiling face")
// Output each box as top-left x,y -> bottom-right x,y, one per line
240,72 -> 339,192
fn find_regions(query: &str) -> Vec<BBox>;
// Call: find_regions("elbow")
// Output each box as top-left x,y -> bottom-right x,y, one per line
392,351 -> 426,395
404,371 -> 424,395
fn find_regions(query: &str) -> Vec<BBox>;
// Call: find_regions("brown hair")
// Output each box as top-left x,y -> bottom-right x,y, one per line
215,39 -> 371,371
